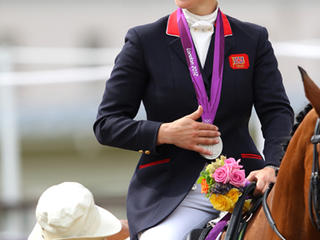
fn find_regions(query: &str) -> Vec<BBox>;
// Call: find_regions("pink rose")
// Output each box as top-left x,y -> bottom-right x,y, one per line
229,169 -> 246,187
224,158 -> 237,165
213,165 -> 230,184
225,158 -> 242,171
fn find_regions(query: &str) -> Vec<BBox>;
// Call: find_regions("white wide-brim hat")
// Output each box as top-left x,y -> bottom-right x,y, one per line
28,182 -> 122,240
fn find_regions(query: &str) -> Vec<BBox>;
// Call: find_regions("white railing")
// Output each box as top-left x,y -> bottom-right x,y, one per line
274,40 -> 320,59
0,66 -> 112,86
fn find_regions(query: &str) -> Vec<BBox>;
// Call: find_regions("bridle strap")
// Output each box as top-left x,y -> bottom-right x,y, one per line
262,183 -> 286,240
224,182 -> 256,240
309,118 -> 320,231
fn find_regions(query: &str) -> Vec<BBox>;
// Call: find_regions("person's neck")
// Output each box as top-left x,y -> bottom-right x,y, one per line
187,1 -> 218,16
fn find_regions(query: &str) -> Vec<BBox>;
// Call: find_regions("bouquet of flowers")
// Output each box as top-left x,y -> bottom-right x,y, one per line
197,155 -> 251,213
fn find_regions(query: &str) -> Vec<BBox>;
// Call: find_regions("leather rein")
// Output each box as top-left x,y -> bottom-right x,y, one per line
262,183 -> 286,240
309,118 -> 320,230
224,182 -> 257,240
263,118 -> 320,239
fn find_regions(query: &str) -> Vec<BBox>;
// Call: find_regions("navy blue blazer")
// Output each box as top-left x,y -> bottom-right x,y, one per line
94,10 -> 294,240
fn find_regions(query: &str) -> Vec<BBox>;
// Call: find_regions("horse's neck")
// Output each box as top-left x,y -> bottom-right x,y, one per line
270,110 -> 320,239
244,110 -> 320,240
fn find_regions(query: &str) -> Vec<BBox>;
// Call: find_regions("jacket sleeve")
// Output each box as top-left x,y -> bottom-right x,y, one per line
253,27 -> 294,167
93,28 -> 162,153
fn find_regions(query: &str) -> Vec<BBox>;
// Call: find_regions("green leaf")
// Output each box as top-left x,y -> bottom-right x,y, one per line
197,176 -> 204,184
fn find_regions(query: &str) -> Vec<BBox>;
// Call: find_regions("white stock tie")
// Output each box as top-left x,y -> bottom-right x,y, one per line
190,21 -> 214,33
190,21 -> 214,68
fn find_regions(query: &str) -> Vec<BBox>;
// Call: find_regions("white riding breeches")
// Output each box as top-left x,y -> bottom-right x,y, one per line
138,183 -> 220,240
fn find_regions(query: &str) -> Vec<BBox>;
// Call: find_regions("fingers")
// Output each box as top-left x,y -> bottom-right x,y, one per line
186,106 -> 219,130
159,106 -> 221,154
197,123 -> 219,131
254,178 -> 265,196
254,179 -> 272,196
247,168 -> 277,196
181,137 -> 221,155
192,144 -> 212,155
196,129 -> 221,138
246,171 -> 257,182
197,137 -> 220,145
186,105 -> 203,120
247,172 -> 264,196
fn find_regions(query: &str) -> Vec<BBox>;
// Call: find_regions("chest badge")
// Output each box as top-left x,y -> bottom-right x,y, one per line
229,54 -> 250,69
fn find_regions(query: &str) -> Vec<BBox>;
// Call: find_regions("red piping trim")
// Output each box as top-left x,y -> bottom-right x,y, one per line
166,9 -> 233,37
139,158 -> 171,169
241,154 -> 263,160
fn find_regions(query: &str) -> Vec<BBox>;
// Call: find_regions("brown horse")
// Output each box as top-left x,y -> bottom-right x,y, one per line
237,67 -> 320,240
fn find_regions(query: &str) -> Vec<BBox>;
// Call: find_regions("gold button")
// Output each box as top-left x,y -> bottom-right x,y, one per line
145,150 -> 151,155
138,150 -> 143,153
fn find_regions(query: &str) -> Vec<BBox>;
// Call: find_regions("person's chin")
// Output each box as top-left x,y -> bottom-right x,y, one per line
175,0 -> 192,9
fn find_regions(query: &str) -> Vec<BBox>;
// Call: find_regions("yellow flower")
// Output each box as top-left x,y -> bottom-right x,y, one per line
243,199 -> 252,212
206,156 -> 226,174
210,194 -> 233,212
205,163 -> 215,174
220,155 -> 227,162
213,155 -> 227,170
226,188 -> 242,204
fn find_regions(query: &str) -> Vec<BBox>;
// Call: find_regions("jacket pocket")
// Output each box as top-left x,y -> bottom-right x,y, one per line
137,157 -> 171,186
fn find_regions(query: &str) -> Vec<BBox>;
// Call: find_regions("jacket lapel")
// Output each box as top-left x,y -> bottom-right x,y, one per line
168,37 -> 188,66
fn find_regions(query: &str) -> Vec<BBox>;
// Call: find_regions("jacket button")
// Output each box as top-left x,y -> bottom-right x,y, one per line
145,150 -> 151,155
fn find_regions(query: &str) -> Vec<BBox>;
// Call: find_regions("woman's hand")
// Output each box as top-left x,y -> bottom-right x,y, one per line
247,166 -> 277,196
157,106 -> 221,155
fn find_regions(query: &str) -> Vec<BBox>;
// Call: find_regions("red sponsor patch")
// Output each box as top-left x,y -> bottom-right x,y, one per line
229,54 -> 250,69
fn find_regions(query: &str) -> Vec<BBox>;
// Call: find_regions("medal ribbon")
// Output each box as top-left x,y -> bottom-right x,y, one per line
177,8 -> 225,124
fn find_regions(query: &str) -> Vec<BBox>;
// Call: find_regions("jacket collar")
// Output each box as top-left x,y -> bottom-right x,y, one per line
166,9 -> 232,37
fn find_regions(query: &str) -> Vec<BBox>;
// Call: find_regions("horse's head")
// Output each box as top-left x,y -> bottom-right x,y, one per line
298,66 -> 320,231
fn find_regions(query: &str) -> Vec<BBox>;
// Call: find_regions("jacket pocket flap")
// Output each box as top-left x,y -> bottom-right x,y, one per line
139,158 -> 171,169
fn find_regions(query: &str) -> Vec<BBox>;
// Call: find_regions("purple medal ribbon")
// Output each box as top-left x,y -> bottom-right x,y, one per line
205,213 -> 231,240
177,8 -> 225,124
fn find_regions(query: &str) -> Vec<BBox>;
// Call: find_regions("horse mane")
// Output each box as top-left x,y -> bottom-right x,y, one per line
282,103 -> 313,152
